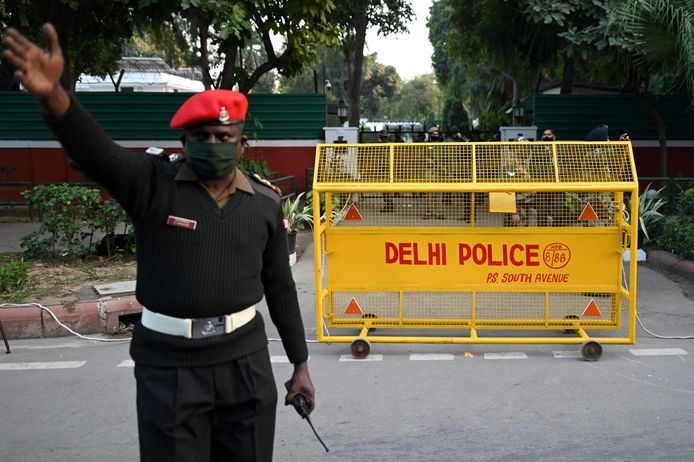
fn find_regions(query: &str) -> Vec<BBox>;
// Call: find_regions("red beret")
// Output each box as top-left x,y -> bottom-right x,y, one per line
169,90 -> 248,129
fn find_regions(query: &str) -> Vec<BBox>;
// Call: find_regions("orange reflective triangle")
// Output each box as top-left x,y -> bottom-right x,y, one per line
344,203 -> 363,221
344,297 -> 364,315
582,299 -> 602,317
579,203 -> 599,221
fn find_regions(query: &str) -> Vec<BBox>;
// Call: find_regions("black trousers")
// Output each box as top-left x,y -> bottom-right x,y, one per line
134,348 -> 278,462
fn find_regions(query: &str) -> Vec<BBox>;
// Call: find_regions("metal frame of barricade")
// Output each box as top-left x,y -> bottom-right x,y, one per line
312,141 -> 639,361
0,320 -> 10,353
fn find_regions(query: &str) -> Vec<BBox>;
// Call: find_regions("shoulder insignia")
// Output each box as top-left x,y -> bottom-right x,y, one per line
245,171 -> 282,204
250,172 -> 282,196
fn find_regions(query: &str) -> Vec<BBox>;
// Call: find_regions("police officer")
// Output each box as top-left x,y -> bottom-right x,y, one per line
3,24 -> 314,462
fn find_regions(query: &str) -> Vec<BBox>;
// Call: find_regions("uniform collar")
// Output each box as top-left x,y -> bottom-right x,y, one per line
175,164 -> 255,195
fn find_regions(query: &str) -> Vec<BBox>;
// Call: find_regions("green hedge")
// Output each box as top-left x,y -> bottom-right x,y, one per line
654,189 -> 694,260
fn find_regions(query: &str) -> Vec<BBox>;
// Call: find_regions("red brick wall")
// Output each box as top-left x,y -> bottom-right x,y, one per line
1,144 -> 691,201
0,145 -> 317,201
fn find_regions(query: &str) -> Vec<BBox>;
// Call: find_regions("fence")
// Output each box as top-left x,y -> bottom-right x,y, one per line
312,140 -> 639,361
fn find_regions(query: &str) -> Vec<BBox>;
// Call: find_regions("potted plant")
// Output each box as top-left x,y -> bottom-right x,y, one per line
282,192 -> 314,256
625,184 -> 667,248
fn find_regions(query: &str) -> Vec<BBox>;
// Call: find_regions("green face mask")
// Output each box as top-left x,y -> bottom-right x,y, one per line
185,140 -> 239,180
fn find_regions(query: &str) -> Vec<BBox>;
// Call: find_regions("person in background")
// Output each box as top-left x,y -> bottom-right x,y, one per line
584,123 -> 628,222
541,128 -> 556,142
3,24 -> 314,462
586,124 -> 609,141
392,127 -> 404,143
587,123 -> 630,142
427,126 -> 442,142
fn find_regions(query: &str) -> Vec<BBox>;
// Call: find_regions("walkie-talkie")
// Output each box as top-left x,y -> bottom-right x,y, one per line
285,380 -> 329,452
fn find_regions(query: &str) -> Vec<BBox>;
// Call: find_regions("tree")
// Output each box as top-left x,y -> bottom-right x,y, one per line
387,74 -> 441,123
1,0 -> 138,91
278,48 -> 403,121
610,0 -> 693,103
2,1 -> 340,94
124,15 -> 198,71
429,0 -> 545,130
278,45 -> 346,98
521,0 -> 694,175
360,54 -> 401,119
333,0 -> 414,126
165,0 -> 340,92
609,0 -> 694,176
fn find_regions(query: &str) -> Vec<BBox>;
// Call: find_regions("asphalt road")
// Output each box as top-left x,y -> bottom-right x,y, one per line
1,245 -> 693,461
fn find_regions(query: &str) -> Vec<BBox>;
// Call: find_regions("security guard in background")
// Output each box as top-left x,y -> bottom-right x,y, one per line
3,24 -> 314,462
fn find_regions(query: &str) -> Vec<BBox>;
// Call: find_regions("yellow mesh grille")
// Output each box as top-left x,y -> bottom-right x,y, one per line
330,291 -> 618,328
315,142 -> 634,186
328,191 -> 620,228
555,143 -> 633,182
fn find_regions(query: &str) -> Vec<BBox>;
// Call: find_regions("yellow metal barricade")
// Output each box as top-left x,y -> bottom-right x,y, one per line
312,141 -> 638,360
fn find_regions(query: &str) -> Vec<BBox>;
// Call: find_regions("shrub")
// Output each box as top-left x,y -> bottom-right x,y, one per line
675,188 -> 694,216
239,153 -> 272,178
21,184 -> 132,258
654,187 -> 694,260
87,198 -> 133,257
22,184 -> 102,258
0,255 -> 30,299
655,215 -> 694,260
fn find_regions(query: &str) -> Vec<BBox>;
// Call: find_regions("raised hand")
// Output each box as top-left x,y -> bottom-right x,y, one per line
2,23 -> 69,116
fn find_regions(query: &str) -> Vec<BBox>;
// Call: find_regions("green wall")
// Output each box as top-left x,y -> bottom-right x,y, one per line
533,95 -> 693,141
0,92 -> 326,141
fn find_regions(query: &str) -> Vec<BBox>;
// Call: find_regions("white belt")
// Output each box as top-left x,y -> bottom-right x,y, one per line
141,306 -> 256,339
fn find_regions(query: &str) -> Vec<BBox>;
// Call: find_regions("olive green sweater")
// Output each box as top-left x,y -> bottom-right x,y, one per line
45,97 -> 308,367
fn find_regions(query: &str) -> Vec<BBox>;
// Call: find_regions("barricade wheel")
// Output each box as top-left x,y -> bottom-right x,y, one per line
581,340 -> 603,361
350,338 -> 371,359
563,315 -> 580,334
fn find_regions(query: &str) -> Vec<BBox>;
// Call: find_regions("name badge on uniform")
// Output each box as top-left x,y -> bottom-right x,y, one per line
167,215 -> 197,230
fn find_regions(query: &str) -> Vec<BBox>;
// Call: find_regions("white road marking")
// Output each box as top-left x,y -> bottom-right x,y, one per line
0,361 -> 86,370
339,354 -> 383,362
116,360 -> 135,367
410,354 -> 455,361
10,340 -> 124,350
553,351 -> 582,358
484,352 -> 528,360
629,348 -> 688,357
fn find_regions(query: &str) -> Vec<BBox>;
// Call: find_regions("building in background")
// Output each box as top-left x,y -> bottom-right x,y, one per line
76,57 -> 204,93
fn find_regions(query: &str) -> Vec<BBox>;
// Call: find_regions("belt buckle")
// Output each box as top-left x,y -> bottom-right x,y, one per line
191,316 -> 226,339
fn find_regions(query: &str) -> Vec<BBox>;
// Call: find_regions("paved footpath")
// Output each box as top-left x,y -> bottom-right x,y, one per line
0,221 -> 41,253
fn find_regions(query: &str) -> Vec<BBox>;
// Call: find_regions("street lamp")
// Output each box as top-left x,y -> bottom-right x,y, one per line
337,97 -> 349,125
512,101 -> 524,126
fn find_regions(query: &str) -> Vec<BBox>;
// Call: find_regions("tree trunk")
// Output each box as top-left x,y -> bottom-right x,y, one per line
218,39 -> 239,90
47,0 -> 75,91
637,93 -> 668,177
0,0 -> 22,91
560,53 -> 574,94
347,5 -> 368,127
198,22 -> 214,90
